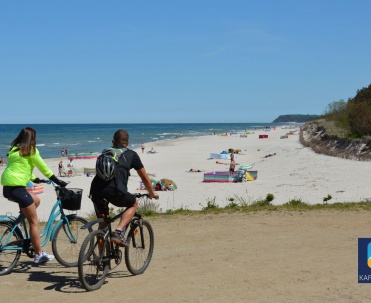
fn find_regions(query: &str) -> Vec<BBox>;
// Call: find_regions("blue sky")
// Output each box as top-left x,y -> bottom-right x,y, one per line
1,1 -> 370,123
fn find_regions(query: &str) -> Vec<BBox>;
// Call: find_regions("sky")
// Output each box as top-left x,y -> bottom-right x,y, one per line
1,0 -> 371,124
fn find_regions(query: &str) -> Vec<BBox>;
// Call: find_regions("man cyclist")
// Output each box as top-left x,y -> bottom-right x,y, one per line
89,129 -> 159,246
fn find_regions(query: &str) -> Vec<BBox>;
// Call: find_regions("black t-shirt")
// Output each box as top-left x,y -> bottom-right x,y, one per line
90,149 -> 144,197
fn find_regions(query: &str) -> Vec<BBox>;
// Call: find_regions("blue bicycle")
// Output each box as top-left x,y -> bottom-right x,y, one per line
0,180 -> 92,275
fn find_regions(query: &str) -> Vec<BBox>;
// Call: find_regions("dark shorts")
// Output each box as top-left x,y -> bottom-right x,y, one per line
229,168 -> 235,173
3,186 -> 34,208
91,193 -> 136,216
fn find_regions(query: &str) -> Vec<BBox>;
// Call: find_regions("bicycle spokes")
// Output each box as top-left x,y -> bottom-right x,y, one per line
78,230 -> 109,291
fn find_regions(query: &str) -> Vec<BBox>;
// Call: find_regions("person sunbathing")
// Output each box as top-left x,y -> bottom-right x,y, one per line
154,182 -> 162,191
263,153 -> 276,158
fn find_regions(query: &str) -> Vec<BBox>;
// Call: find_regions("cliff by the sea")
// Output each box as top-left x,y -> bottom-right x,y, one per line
300,120 -> 371,161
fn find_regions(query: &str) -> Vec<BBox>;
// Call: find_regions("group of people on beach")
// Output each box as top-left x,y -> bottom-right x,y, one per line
142,143 -> 156,154
60,147 -> 69,157
57,158 -> 74,177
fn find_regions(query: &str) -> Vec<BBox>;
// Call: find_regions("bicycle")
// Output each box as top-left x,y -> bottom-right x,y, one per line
0,180 -> 92,275
78,193 -> 154,291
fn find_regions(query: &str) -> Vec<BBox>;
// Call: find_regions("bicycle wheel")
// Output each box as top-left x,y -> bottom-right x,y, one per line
0,222 -> 22,275
52,216 -> 91,267
78,229 -> 110,291
124,219 -> 154,275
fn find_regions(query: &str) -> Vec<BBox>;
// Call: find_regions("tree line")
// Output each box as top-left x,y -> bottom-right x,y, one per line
273,114 -> 320,123
323,83 -> 371,138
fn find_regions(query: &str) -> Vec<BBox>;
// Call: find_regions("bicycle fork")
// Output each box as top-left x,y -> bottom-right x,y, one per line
131,218 -> 145,249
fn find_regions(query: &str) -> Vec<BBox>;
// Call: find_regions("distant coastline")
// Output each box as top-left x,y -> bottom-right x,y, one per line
272,114 -> 320,123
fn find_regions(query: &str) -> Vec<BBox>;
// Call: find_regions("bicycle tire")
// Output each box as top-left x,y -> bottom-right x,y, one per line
52,216 -> 91,267
78,229 -> 110,291
124,219 -> 154,275
0,222 -> 23,275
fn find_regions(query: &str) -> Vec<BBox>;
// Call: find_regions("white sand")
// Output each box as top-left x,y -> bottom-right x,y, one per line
1,126 -> 370,220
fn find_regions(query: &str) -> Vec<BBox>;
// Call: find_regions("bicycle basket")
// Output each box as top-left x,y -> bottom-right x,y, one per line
57,188 -> 83,210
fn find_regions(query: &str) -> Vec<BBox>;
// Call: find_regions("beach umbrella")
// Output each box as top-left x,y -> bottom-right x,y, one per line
160,178 -> 177,189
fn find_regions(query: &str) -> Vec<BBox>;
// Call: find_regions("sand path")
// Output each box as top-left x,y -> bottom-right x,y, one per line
1,211 -> 370,302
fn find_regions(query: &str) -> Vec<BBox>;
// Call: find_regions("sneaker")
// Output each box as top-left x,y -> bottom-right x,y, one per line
110,231 -> 128,247
34,251 -> 55,264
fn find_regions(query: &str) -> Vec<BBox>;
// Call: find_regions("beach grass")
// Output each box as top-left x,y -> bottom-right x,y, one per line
81,199 -> 371,221
43,198 -> 371,225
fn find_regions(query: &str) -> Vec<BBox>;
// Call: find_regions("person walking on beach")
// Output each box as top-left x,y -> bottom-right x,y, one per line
58,160 -> 65,177
0,156 -> 4,166
229,154 -> 236,175
90,129 -> 159,246
61,148 -> 65,157
1,127 -> 67,263
141,143 -> 145,154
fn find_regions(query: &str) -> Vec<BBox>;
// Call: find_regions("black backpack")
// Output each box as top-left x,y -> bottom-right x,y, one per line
95,147 -> 133,195
95,148 -> 127,181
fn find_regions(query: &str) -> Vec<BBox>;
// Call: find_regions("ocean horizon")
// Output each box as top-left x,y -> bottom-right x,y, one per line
0,123 -> 280,159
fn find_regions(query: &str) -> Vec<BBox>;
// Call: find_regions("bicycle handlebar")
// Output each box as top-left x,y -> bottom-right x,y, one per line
133,193 -> 160,200
39,179 -> 52,184
133,193 -> 150,198
34,179 -> 70,187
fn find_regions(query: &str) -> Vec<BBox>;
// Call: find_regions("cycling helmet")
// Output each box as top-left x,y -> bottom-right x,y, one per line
96,150 -> 116,181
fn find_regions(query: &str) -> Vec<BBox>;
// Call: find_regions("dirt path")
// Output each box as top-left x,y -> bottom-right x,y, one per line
1,211 -> 371,303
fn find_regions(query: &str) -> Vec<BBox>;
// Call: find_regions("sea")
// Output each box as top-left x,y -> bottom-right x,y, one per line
0,123 -> 278,159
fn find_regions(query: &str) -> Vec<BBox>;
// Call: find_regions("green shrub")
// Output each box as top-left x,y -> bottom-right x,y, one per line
285,199 -> 306,206
203,197 -> 219,210
252,200 -> 271,207
225,201 -> 238,208
225,196 -> 238,208
266,193 -> 275,202
323,194 -> 332,204
165,206 -> 192,215
250,193 -> 275,207
137,197 -> 160,215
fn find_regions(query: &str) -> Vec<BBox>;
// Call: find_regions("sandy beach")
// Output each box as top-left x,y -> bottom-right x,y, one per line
1,127 -> 371,301
1,126 -> 370,220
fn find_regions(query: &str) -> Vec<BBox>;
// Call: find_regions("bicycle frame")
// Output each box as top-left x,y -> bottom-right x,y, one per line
0,199 -> 79,252
81,193 -> 149,232
82,211 -> 146,257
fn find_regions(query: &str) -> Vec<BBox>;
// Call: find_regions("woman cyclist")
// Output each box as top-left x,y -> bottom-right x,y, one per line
1,127 -> 67,264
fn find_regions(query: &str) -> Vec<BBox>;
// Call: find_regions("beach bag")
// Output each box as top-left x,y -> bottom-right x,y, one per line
96,148 -> 127,181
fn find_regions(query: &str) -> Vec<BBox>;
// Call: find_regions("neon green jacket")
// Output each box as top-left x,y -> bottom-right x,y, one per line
1,146 -> 53,187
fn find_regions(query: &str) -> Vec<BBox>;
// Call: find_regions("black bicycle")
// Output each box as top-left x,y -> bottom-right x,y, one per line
77,193 -> 154,291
